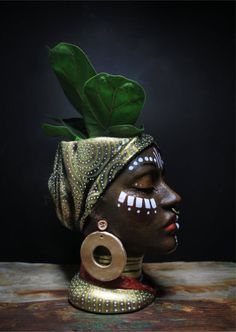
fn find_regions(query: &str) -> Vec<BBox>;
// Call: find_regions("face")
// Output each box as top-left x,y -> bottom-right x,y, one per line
85,145 -> 181,257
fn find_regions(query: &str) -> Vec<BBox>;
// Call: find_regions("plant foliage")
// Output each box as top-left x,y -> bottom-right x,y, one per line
43,42 -> 145,139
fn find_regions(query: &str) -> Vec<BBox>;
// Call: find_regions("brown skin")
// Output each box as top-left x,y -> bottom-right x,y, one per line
84,145 -> 181,257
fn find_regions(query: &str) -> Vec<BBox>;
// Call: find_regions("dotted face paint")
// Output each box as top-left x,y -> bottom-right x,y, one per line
128,148 -> 164,172
117,191 -> 157,215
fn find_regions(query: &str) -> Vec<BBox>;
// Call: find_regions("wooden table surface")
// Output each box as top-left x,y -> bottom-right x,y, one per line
0,262 -> 235,331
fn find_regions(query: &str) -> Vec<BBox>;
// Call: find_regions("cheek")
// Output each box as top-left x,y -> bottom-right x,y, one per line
114,191 -> 161,242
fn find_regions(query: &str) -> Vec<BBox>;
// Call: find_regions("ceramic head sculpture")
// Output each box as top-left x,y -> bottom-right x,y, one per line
43,42 -> 181,314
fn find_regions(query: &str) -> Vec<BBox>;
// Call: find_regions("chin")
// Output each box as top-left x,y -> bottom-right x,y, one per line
148,235 -> 178,255
164,235 -> 178,254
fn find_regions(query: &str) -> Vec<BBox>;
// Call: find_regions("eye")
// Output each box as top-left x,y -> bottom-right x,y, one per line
132,174 -> 154,193
135,187 -> 154,194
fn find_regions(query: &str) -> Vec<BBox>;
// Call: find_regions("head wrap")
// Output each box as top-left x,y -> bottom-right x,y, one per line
48,134 -> 154,231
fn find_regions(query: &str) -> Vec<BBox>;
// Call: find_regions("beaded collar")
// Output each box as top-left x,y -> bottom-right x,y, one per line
68,264 -> 156,314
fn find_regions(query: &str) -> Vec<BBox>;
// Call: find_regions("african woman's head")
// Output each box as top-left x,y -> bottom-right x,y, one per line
48,135 -> 181,258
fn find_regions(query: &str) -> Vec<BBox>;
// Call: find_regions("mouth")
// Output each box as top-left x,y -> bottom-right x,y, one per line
163,215 -> 180,234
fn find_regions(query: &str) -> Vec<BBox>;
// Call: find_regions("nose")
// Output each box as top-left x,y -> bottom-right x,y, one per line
159,182 -> 181,209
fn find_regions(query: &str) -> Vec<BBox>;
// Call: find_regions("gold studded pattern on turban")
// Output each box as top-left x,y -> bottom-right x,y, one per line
48,134 -> 154,231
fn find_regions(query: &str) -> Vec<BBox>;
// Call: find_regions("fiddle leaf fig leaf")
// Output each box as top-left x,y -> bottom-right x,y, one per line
42,123 -> 77,140
83,73 -> 145,137
44,44 -> 147,140
47,116 -> 88,138
62,118 -> 88,138
48,43 -> 96,115
105,124 -> 144,137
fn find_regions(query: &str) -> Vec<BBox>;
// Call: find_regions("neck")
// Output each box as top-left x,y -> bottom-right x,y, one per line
94,254 -> 144,279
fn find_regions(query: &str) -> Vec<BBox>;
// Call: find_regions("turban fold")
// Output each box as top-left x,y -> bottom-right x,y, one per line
48,134 -> 154,230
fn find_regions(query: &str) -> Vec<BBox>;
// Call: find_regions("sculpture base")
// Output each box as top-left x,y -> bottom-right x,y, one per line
68,273 -> 155,314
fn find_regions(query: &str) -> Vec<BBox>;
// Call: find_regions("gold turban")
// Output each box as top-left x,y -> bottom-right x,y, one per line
48,134 -> 154,231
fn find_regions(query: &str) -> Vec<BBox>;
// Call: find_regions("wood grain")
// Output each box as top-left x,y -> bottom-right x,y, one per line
0,262 -> 235,331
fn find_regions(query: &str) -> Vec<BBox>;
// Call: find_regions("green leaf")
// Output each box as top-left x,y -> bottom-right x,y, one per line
105,124 -> 144,137
62,118 -> 88,138
48,42 -> 96,115
83,73 -> 145,137
47,116 -> 88,138
42,123 -> 77,140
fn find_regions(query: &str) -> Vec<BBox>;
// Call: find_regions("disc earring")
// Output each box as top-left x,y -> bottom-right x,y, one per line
80,229 -> 127,282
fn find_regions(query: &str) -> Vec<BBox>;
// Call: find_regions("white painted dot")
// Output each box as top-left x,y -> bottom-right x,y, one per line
149,157 -> 153,161
128,166 -> 134,171
144,156 -> 149,161
128,207 -> 131,211
138,157 -> 143,162
117,203 -> 121,207
133,161 -> 138,166
154,210 -> 157,214
147,211 -> 150,215
137,210 -> 140,214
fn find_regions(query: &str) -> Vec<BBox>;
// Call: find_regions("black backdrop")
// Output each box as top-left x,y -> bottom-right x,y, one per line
0,1 -> 234,263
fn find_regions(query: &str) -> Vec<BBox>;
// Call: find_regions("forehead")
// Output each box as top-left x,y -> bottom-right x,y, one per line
127,146 -> 164,172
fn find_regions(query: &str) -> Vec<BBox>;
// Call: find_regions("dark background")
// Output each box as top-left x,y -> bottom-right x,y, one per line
0,1 -> 234,263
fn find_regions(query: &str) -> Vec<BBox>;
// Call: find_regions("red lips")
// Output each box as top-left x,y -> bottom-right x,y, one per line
164,223 -> 177,232
164,215 -> 179,233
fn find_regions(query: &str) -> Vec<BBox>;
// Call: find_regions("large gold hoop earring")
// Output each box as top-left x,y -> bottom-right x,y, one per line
80,231 -> 127,282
